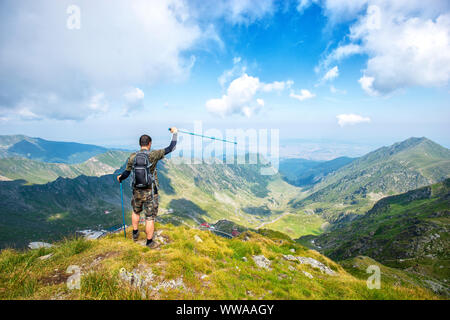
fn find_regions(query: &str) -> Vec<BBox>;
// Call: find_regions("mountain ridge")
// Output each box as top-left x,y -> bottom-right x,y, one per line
291,137 -> 450,220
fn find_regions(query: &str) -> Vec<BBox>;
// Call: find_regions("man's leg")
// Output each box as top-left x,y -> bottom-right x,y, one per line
131,189 -> 143,241
132,211 -> 140,231
145,219 -> 154,240
144,193 -> 158,247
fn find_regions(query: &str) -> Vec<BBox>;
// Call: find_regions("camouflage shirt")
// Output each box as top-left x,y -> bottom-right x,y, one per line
125,149 -> 165,188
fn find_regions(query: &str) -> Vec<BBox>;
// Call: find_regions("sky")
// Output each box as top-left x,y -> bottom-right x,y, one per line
0,0 -> 449,154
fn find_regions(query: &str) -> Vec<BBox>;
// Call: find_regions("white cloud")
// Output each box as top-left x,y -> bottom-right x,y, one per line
318,1 -> 450,95
290,89 -> 315,101
123,88 -> 145,115
223,0 -> 276,24
256,98 -> 265,107
206,73 -> 292,117
336,113 -> 371,127
358,76 -> 378,96
88,93 -> 109,113
297,0 -> 319,13
322,66 -> 339,82
218,57 -> 247,87
261,80 -> 294,92
0,0 -> 215,120
330,85 -> 346,94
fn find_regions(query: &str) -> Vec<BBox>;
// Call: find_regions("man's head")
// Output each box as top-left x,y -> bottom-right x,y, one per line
139,134 -> 152,150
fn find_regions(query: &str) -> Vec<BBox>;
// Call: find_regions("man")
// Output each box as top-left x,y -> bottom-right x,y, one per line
117,127 -> 178,248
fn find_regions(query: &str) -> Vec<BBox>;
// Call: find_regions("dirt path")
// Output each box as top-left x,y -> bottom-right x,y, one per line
256,212 -> 291,229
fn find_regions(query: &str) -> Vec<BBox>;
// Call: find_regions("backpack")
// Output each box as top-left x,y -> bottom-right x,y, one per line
131,151 -> 153,189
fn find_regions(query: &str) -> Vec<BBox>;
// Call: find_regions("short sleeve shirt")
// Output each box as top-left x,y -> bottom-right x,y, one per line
125,149 -> 165,187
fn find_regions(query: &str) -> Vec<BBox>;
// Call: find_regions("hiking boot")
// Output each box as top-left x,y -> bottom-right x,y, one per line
132,230 -> 140,242
146,240 -> 158,249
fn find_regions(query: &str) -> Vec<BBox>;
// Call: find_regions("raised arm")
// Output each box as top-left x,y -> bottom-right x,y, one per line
164,127 -> 178,155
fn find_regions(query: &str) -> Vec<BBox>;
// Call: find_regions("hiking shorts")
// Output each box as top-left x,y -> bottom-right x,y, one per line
131,188 -> 159,221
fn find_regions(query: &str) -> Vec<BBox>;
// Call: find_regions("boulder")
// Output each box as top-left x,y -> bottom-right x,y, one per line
28,242 -> 53,249
296,256 -> 336,275
252,255 -> 272,270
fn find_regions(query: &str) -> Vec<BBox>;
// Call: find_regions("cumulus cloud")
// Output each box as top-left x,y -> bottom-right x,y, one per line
336,113 -> 371,127
123,88 -> 145,115
206,73 -> 292,117
317,1 -> 450,95
0,0 -> 216,120
322,66 -> 339,82
290,89 -> 315,101
218,57 -> 247,87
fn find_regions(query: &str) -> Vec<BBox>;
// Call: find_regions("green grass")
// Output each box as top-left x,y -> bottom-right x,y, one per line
0,223 -> 440,300
260,211 -> 325,239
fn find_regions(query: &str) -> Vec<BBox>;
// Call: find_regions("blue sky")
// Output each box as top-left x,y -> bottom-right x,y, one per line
0,0 -> 449,152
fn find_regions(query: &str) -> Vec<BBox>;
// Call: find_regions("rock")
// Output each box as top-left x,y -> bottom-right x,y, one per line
28,242 -> 53,249
252,255 -> 272,270
424,280 -> 448,295
119,264 -> 155,289
39,253 -> 53,261
282,254 -> 297,262
303,271 -> 314,279
194,235 -> 203,243
76,229 -> 107,240
154,277 -> 185,291
242,257 -> 248,262
296,256 -> 336,275
119,264 -> 186,296
290,249 -> 295,253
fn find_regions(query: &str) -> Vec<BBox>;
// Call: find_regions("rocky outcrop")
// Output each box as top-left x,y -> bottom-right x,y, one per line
252,255 -> 272,270
282,254 -> 336,275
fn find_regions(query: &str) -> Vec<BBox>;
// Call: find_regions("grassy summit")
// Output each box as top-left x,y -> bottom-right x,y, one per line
0,223 -> 439,300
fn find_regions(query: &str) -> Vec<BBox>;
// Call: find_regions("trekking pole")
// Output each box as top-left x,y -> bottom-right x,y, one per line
119,182 -> 126,239
168,128 -> 237,144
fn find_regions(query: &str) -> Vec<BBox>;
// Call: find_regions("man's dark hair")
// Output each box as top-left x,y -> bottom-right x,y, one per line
139,134 -> 152,147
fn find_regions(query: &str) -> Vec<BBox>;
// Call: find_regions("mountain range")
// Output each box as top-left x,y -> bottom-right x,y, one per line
291,137 -> 450,222
0,134 -> 448,297
0,135 -> 114,163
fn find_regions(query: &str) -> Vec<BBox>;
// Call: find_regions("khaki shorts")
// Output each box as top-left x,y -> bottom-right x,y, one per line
131,188 -> 159,221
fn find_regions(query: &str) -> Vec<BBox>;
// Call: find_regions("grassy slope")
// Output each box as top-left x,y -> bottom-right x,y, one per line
0,223 -> 439,300
340,256 -> 447,295
0,151 -> 129,184
309,179 -> 450,289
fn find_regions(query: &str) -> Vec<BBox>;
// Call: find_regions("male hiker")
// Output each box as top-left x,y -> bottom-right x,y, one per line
117,127 -> 178,248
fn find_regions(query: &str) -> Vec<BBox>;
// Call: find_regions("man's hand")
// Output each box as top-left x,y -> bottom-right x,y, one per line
170,127 -> 178,134
117,175 -> 121,183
